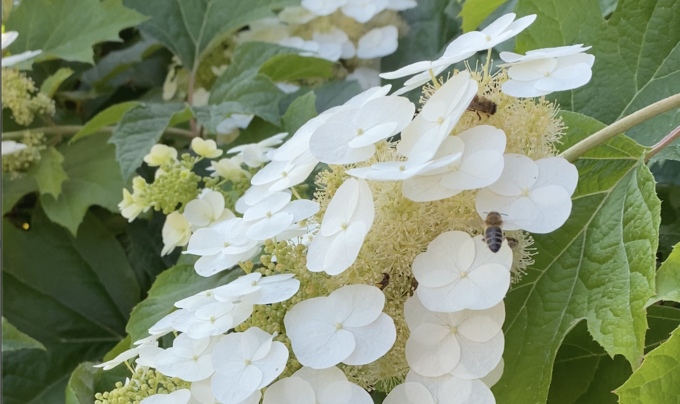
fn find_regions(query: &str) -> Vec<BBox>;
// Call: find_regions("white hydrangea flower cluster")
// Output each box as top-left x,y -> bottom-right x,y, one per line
107,12 -> 593,404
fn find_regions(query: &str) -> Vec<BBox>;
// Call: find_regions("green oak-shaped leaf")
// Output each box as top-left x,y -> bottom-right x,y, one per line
493,112 -> 660,404
27,147 -> 69,199
514,0 -> 680,160
109,103 -> 189,181
126,264 -> 241,342
123,0 -> 297,70
616,323 -> 680,403
647,243 -> 680,306
41,136 -> 124,235
5,0 -> 148,64
1,174 -> 38,215
2,210 -> 138,404
2,317 -> 46,352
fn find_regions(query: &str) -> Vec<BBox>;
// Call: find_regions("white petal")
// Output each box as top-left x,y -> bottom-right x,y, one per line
284,297 -> 356,369
243,192 -> 292,221
292,366 -> 347,397
155,351 -> 213,381
506,58 -> 557,81
402,174 -> 461,202
441,150 -> 505,190
306,232 -> 334,273
511,186 -> 572,233
535,62 -> 592,92
186,228 -> 224,256
404,371 -> 455,402
533,157 -> 578,195
450,331 -> 504,379
354,178 -> 375,227
320,380 -> 373,404
329,284 -> 385,327
345,85 -> 392,107
212,364 -> 262,404
324,221 -> 367,275
406,323 -> 460,377
480,357 -> 504,387
403,295 -> 449,330
384,383 -> 436,404
439,378 -> 495,404
456,303 -> 505,342
270,160 -> 319,191
488,154 -> 538,196
253,278 -> 300,305
342,313 -> 396,365
241,327 -> 275,361
310,121 -> 376,164
246,212 -> 295,240
254,342 -> 289,388
469,235 -> 513,271
280,200 -> 320,222
475,188 -> 521,230
141,389 -> 192,404
501,79 -> 550,98
348,122 -> 399,148
262,377 -> 315,404
321,178 -> 359,236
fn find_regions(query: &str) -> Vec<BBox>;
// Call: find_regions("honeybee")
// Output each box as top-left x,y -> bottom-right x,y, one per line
376,273 -> 390,290
484,211 -> 504,253
467,95 -> 497,119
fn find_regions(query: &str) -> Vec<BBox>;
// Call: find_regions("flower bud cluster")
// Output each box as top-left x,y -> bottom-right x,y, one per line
95,368 -> 189,404
2,131 -> 45,174
1,68 -> 54,126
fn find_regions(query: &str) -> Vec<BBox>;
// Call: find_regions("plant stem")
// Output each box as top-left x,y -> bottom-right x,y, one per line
187,67 -> 199,135
560,93 -> 680,162
1,125 -> 196,140
645,125 -> 680,162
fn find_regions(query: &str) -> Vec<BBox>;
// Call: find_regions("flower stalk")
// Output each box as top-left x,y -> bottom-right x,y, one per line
560,93 -> 680,162
645,124 -> 680,162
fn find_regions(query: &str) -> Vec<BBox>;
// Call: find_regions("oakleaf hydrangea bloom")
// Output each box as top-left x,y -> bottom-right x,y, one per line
347,67 -> 382,90
140,389 -> 192,404
404,295 -> 504,378
500,44 -> 595,97
398,71 -> 478,160
357,26 -> 398,59
155,334 -> 221,382
310,94 -> 414,164
476,154 -> 578,233
227,132 -> 287,168
242,191 -> 319,241
307,178 -> 374,275
191,138 -> 223,159
384,372 -> 494,404
184,190 -> 236,230
313,28 -> 356,60
413,231 -> 512,312
161,211 -> 192,256
263,366 -> 372,404
285,285 -> 396,369
175,289 -> 219,311
191,377 -> 261,404
186,218 -> 260,276
216,114 -> 254,135
211,327 -> 289,404
249,152 -> 319,193
402,125 -> 507,202
1,31 -> 42,67
207,156 -> 251,181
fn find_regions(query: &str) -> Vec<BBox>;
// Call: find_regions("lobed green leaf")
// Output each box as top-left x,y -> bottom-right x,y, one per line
40,68 -> 75,98
282,91 -> 317,135
70,101 -> 142,143
494,111 -> 660,403
27,147 -> 69,199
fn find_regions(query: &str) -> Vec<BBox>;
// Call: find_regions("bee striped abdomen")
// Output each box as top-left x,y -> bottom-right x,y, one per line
485,226 -> 504,253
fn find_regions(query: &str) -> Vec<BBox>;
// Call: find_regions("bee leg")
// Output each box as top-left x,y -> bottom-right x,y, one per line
476,111 -> 482,120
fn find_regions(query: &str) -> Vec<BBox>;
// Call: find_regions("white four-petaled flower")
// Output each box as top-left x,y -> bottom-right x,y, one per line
155,334 -> 221,382
357,26 -> 398,59
284,285 -> 396,369
263,366 -> 372,404
404,295 -> 505,378
306,178 -> 374,275
476,154 -> 578,234
413,231 -> 512,312
184,190 -> 236,231
242,191 -> 319,241
500,44 -> 595,98
384,372 -> 494,404
211,327 -> 289,404
161,211 -> 192,256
